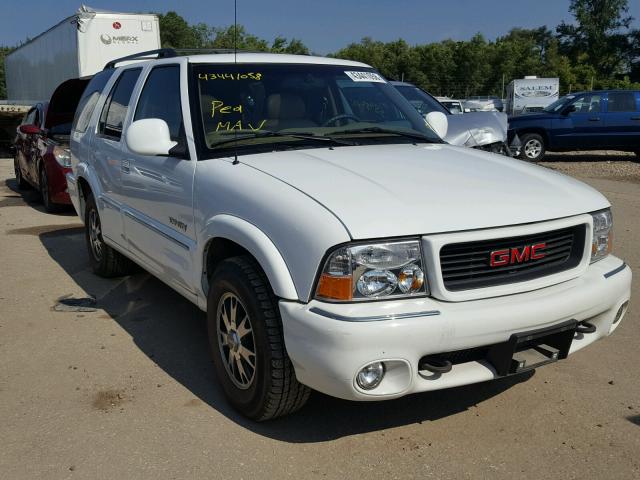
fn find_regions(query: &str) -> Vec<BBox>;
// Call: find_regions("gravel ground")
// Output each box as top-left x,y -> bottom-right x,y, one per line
541,151 -> 640,183
0,157 -> 638,480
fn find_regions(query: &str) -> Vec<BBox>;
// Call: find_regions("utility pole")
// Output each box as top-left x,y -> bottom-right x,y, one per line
590,76 -> 594,91
501,74 -> 505,101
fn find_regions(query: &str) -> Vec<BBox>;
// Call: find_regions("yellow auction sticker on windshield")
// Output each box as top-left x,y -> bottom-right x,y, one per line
199,73 -> 263,81
344,71 -> 386,83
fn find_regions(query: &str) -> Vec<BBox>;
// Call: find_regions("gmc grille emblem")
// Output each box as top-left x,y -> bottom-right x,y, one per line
490,242 -> 546,267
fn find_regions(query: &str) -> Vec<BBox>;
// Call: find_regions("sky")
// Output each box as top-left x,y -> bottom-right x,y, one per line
1,0 -> 640,53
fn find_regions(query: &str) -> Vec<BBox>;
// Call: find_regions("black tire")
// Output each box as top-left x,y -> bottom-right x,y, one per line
519,133 -> 546,162
634,151 -> 640,162
39,165 -> 61,213
207,256 -> 310,421
14,157 -> 29,190
84,193 -> 135,277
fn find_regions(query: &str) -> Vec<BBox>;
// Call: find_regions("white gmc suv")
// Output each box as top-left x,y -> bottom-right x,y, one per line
67,51 -> 632,420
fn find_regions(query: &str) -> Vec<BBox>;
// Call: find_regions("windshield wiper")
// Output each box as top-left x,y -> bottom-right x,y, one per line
327,126 -> 439,143
210,130 -> 354,149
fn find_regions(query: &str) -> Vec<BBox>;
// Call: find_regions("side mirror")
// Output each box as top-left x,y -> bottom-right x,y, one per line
126,119 -> 178,156
425,111 -> 449,139
19,124 -> 41,135
562,105 -> 576,115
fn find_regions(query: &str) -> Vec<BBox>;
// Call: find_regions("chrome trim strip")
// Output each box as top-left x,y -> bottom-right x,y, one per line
124,210 -> 190,251
100,195 -> 120,211
604,262 -> 627,279
309,306 -> 441,322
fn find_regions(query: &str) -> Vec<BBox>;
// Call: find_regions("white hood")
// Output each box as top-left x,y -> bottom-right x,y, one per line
240,144 -> 609,239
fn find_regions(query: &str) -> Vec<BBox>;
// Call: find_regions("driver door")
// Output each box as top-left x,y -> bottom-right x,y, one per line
552,94 -> 604,149
120,64 -> 196,297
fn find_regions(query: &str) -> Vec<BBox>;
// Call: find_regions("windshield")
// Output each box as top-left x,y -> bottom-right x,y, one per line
543,95 -> 574,113
440,101 -> 462,114
192,64 -> 439,157
393,85 -> 450,116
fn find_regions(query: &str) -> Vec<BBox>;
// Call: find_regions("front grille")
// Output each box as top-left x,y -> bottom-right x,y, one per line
439,224 -> 586,291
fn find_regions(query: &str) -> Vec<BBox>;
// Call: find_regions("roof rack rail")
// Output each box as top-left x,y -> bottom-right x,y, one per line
104,48 -> 176,69
104,48 -> 259,70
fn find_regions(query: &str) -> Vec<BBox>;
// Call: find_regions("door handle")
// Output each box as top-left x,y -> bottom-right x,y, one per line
631,116 -> 640,120
588,117 -> 600,121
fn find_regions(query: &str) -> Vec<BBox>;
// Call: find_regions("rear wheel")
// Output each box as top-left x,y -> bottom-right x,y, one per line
84,193 -> 135,277
14,157 -> 29,190
520,133 -> 546,162
207,256 -> 310,421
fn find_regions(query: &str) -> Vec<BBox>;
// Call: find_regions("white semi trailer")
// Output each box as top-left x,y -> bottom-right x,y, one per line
505,76 -> 560,116
2,6 -> 160,148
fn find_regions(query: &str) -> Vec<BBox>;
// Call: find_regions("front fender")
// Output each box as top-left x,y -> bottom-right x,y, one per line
198,214 -> 299,303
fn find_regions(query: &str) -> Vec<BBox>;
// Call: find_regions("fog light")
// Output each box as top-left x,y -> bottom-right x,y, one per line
356,362 -> 385,390
614,301 -> 629,324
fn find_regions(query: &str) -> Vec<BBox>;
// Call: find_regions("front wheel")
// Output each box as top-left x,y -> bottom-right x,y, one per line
519,133 -> 546,162
84,193 -> 135,277
207,256 -> 310,421
39,166 -> 61,213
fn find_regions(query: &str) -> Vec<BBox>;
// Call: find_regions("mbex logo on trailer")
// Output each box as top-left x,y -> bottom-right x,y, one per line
100,34 -> 139,45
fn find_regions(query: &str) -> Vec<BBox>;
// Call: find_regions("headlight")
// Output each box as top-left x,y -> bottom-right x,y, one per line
590,209 -> 612,263
53,146 -> 71,168
315,239 -> 428,302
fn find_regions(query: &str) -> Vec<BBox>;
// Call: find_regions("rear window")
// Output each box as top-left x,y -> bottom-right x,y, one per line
608,92 -> 637,113
72,69 -> 116,134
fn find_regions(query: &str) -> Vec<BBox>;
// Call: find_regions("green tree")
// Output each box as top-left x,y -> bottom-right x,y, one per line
208,25 -> 269,51
157,11 -> 212,48
270,37 -> 309,55
557,0 -> 635,76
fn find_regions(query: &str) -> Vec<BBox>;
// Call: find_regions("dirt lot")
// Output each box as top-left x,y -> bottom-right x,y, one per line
0,154 -> 638,480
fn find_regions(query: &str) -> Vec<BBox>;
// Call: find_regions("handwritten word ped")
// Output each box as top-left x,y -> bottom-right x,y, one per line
211,100 -> 266,131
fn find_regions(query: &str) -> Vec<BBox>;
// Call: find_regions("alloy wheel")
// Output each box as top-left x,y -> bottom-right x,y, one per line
524,139 -> 542,159
216,292 -> 257,389
88,209 -> 103,261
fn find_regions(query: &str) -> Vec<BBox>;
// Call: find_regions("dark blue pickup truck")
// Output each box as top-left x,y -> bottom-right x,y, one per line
508,90 -> 640,161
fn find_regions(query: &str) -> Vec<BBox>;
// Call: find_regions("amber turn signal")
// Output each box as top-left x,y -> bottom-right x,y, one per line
316,274 -> 352,301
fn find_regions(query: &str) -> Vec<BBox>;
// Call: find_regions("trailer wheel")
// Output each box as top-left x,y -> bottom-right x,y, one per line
520,133 -> 546,162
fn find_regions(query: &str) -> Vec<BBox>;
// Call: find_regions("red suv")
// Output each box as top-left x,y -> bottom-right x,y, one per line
14,79 -> 88,212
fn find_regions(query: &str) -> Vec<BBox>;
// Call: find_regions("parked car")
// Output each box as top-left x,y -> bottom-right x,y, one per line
391,81 -> 518,155
67,50 -> 631,421
436,97 -> 464,114
508,90 -> 640,161
465,96 -> 504,112
13,79 -> 88,212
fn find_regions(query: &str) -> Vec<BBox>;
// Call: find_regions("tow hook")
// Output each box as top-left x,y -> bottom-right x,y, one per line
418,356 -> 453,374
576,320 -> 596,334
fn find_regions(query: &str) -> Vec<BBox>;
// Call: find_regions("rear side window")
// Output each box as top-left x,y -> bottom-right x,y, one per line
98,68 -> 142,140
72,69 -> 115,133
134,65 -> 184,141
608,92 -> 637,112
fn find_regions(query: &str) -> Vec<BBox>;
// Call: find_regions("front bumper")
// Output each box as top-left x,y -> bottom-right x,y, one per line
45,161 -> 72,205
280,255 -> 631,401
